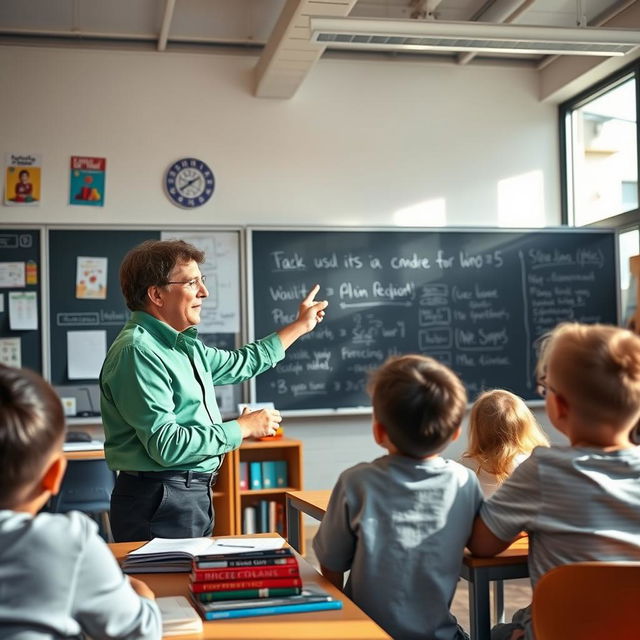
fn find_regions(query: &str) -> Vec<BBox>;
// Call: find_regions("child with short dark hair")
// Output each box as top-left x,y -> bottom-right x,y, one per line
468,323 -> 640,640
0,365 -> 161,639
313,354 -> 482,640
461,389 -> 549,497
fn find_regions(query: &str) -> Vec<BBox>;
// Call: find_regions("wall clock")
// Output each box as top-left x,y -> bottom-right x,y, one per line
164,157 -> 215,208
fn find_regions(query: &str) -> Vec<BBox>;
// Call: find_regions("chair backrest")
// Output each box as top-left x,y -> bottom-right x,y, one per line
532,561 -> 640,640
49,459 -> 115,514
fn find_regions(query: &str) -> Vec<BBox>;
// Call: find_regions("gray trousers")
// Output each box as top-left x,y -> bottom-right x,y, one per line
110,470 -> 216,542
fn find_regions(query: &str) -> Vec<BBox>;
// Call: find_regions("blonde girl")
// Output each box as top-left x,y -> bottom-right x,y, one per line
461,389 -> 549,496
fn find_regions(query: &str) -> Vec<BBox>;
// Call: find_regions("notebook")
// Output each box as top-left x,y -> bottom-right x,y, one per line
156,596 -> 203,636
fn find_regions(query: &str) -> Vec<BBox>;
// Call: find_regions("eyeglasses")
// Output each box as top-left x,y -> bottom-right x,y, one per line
164,275 -> 207,290
536,376 -> 557,398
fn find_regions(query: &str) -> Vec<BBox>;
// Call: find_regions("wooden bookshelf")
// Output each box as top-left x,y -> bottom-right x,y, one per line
228,437 -> 304,551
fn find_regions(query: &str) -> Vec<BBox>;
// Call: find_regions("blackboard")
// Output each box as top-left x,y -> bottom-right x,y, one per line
0,227 -> 43,373
249,228 -> 618,412
48,229 -> 242,420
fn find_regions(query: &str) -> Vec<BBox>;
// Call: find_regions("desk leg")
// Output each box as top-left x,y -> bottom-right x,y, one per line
286,497 -> 302,553
493,580 -> 505,624
468,567 -> 491,640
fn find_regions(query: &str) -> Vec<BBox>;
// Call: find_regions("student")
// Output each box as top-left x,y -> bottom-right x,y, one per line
460,389 -> 549,497
313,354 -> 483,640
468,323 -> 640,640
0,364 -> 161,639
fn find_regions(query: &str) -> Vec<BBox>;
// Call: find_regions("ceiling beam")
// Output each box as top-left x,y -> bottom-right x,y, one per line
254,0 -> 357,99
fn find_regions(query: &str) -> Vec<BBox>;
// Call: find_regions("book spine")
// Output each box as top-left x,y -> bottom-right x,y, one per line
259,500 -> 269,534
204,600 -> 343,620
239,461 -> 249,490
241,505 -> 256,535
249,461 -> 262,489
190,577 -> 302,593
192,556 -> 297,572
274,460 -> 288,487
195,547 -> 293,565
196,587 -> 301,602
190,565 -> 300,583
261,460 -> 277,489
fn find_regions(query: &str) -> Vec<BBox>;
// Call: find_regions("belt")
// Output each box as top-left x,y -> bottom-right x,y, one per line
121,470 -> 218,487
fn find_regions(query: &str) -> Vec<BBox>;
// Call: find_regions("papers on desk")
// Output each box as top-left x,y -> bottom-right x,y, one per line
123,536 -> 287,573
62,440 -> 104,452
156,596 -> 203,636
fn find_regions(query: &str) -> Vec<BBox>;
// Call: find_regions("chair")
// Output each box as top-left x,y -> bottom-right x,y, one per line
48,459 -> 116,542
532,561 -> 640,640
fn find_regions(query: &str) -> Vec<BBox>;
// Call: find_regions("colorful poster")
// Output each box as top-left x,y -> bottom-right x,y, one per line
4,153 -> 41,206
69,156 -> 106,206
76,256 -> 108,299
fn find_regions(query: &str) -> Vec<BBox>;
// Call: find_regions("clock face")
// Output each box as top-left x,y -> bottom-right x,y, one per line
165,158 -> 215,208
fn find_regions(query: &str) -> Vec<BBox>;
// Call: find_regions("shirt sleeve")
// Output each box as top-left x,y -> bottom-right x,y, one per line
312,472 -> 358,573
205,333 -> 285,386
103,343 -> 240,467
479,454 -> 541,541
72,517 -> 162,640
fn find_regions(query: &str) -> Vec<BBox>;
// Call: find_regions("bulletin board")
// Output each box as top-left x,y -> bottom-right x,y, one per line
0,226 -> 43,373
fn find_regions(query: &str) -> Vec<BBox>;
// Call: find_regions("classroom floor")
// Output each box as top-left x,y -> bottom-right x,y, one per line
302,525 -> 532,633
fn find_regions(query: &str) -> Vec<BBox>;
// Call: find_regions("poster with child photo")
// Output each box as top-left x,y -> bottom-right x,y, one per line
4,153 -> 41,206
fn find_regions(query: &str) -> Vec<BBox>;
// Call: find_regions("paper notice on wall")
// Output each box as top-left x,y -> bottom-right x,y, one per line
0,262 -> 26,288
160,232 -> 240,333
8,291 -> 38,330
67,330 -> 106,379
0,337 -> 21,367
76,256 -> 107,299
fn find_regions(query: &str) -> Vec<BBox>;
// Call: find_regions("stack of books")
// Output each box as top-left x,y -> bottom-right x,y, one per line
189,547 -> 342,620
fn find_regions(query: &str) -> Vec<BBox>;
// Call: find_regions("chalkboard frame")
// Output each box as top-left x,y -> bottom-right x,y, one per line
247,225 -> 620,416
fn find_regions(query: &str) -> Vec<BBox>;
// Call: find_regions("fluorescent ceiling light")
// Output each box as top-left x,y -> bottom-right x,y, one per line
310,17 -> 640,57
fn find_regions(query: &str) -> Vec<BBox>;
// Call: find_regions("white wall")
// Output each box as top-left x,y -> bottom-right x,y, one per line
0,45 -> 564,488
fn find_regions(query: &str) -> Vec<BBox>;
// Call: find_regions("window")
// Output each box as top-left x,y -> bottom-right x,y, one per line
561,71 -> 638,227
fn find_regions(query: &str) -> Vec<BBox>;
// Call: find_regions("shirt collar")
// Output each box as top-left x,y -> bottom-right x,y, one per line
129,310 -> 199,348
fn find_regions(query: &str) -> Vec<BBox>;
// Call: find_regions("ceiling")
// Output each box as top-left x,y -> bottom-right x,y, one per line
0,0 -> 637,98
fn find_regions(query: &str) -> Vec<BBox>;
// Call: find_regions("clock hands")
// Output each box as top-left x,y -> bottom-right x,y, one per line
180,175 -> 201,189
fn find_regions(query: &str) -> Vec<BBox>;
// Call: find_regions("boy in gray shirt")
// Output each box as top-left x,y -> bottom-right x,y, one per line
313,354 -> 483,640
0,365 -> 161,639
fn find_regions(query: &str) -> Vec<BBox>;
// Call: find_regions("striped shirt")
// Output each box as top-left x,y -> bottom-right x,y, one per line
480,445 -> 640,587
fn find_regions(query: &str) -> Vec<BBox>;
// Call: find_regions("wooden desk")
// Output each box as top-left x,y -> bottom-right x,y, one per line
285,490 -> 331,553
110,537 -> 391,639
461,537 -> 529,640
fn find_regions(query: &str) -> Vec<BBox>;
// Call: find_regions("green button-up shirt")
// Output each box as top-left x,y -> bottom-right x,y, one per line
99,311 -> 285,473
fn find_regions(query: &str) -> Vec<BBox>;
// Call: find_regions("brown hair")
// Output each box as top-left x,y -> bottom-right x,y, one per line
368,354 -> 467,457
463,389 -> 549,482
119,239 -> 205,311
0,365 -> 65,507
544,322 -> 640,427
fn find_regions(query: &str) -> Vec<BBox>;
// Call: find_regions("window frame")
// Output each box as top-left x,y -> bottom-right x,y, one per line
559,59 -> 640,229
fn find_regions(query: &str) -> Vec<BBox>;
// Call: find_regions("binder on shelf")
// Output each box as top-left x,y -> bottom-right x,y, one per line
249,461 -> 262,490
259,500 -> 269,534
239,462 -> 249,490
261,461 -> 277,489
274,460 -> 288,488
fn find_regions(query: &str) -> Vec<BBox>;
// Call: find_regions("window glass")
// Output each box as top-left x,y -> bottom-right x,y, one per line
568,77 -> 637,226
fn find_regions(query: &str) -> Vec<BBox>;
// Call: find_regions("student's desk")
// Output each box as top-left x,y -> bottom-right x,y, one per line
286,490 -> 530,640
461,537 -> 529,640
63,444 -> 105,460
285,490 -> 331,553
109,536 -> 391,640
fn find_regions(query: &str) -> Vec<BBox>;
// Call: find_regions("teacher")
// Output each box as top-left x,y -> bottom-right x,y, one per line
100,239 -> 327,542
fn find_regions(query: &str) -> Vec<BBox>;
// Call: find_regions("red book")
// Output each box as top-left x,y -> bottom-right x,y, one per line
190,565 -> 299,582
189,577 -> 303,593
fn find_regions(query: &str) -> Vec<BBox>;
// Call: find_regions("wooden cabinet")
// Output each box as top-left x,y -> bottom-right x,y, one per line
212,437 -> 304,550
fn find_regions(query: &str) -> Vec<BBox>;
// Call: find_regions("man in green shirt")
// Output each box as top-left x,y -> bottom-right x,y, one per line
100,239 -> 327,541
